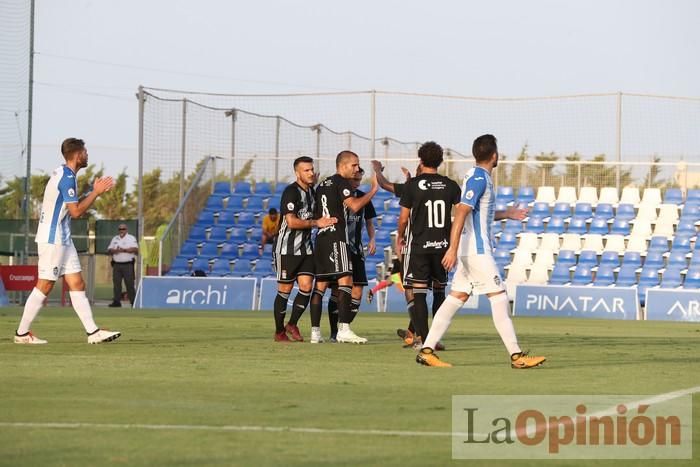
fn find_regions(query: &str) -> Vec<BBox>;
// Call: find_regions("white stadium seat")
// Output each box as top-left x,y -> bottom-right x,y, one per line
641,188 -> 662,208
635,205 -> 658,221
582,233 -> 604,253
556,186 -> 578,205
526,266 -> 549,285
620,187 -> 641,206
533,249 -> 555,268
536,186 -> 556,204
538,233 -> 561,253
652,219 -> 675,238
626,236 -> 648,253
598,187 -> 620,205
517,232 -> 539,252
511,248 -> 534,267
506,265 -> 529,298
603,234 -> 626,253
578,186 -> 598,205
630,219 -> 652,238
561,233 -> 582,251
657,204 -> 679,224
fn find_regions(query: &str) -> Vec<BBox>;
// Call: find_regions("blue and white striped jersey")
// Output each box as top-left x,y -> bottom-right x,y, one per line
459,166 -> 495,256
35,165 -> 79,245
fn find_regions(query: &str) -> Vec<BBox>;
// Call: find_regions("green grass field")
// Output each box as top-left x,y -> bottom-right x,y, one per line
0,306 -> 698,466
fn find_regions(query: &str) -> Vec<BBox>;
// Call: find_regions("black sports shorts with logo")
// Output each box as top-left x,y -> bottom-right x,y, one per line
403,252 -> 448,287
314,238 -> 352,280
274,253 -> 315,283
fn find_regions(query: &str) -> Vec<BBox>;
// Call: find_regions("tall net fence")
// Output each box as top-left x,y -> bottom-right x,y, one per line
139,87 -> 700,238
0,0 -> 31,186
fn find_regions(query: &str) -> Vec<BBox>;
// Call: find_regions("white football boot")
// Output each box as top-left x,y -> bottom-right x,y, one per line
87,329 -> 121,344
336,324 -> 367,344
310,326 -> 324,344
14,331 -> 47,344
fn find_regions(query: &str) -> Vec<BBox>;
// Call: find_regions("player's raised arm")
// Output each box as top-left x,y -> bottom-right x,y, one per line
370,160 -> 396,194
344,172 -> 378,213
66,176 -> 114,219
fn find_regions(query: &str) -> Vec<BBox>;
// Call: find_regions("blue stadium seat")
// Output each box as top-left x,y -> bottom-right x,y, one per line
503,219 -> 522,234
676,220 -> 698,236
553,202 -> 572,218
365,260 -> 379,280
648,236 -> 669,254
191,257 -> 211,274
275,183 -> 287,194
209,225 -> 228,242
667,250 -> 688,268
589,217 -> 609,235
220,242 -> 239,259
567,216 -> 588,235
237,212 -> 256,226
246,196 -> 265,211
374,229 -> 393,247
531,202 -> 551,218
637,267 -> 660,305
253,259 -> 274,277
610,219 -> 631,236
491,220 -> 502,236
231,259 -> 252,276
664,188 -> 683,205
229,227 -> 248,243
381,214 -> 398,227
214,181 -> 231,195
549,263 -> 571,285
578,250 -> 598,267
556,249 -> 577,267
197,210 -> 216,226
267,196 -> 282,211
205,194 -> 227,210
643,251 -> 664,269
217,211 -> 236,225
239,242 -> 261,259
168,256 -> 191,276
600,251 -> 620,268
494,249 -> 511,268
615,264 -> 638,287
188,225 -> 208,243
546,216 -> 566,234
211,259 -> 232,277
226,196 -> 245,211
262,243 -> 273,255
594,203 -> 614,220
687,189 -> 700,205
495,201 -> 508,213
660,266 -> 683,289
680,203 -> 700,220
672,235 -> 692,252
385,198 -> 401,213
180,241 -> 199,258
497,232 -> 517,250
200,242 -> 220,259
524,217 -> 545,234
234,181 -> 252,194
496,186 -> 514,204
574,203 -> 593,218
248,227 -> 262,241
616,204 -> 636,221
572,264 -> 593,285
684,268 -> 700,288
622,251 -> 642,268
594,265 -> 615,286
254,182 -> 272,195
516,186 -> 535,205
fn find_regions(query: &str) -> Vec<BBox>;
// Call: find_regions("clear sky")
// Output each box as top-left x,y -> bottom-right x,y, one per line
23,0 -> 700,181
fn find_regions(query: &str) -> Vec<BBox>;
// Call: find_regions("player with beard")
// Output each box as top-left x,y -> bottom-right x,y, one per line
309,151 -> 378,344
272,156 -> 337,342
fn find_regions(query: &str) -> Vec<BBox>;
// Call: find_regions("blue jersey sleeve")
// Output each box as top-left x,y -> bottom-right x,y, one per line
461,175 -> 486,209
58,174 -> 79,203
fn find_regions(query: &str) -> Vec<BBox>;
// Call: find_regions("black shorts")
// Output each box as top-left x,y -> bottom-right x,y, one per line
350,252 -> 368,286
314,238 -> 352,280
274,253 -> 314,283
403,252 -> 447,287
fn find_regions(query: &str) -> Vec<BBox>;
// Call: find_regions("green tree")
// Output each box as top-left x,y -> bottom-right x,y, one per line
93,169 -> 136,219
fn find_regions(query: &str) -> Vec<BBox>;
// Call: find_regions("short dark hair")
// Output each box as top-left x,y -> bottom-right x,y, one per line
268,208 -> 278,215
472,134 -> 498,162
61,138 -> 85,159
293,156 -> 313,169
418,141 -> 443,168
336,150 -> 358,168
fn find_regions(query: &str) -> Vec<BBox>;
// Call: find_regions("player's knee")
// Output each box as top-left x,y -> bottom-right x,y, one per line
450,291 -> 469,303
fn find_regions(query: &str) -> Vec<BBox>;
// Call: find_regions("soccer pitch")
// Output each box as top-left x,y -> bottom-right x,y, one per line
0,307 -> 698,466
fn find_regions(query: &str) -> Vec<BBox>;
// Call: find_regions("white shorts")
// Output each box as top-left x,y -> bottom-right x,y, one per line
37,243 -> 82,281
450,254 -> 505,296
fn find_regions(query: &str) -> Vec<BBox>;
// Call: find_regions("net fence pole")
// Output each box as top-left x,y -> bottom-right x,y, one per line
370,90 -> 376,159
616,91 -> 623,189
23,0 -> 36,261
137,85 -> 145,278
178,99 -> 187,248
274,116 -> 280,185
228,109 -> 237,188
314,125 -> 321,160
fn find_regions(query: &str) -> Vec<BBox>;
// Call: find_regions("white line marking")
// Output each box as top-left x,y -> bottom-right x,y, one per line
1,386 -> 697,439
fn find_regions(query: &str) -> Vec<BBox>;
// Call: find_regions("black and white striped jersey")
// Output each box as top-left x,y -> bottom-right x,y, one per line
314,174 -> 353,244
346,189 -> 377,257
275,182 -> 315,256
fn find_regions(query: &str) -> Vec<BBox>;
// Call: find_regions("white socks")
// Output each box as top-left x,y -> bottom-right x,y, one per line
69,290 -> 99,334
423,294 -> 464,350
17,288 -> 46,335
490,293 -> 521,356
